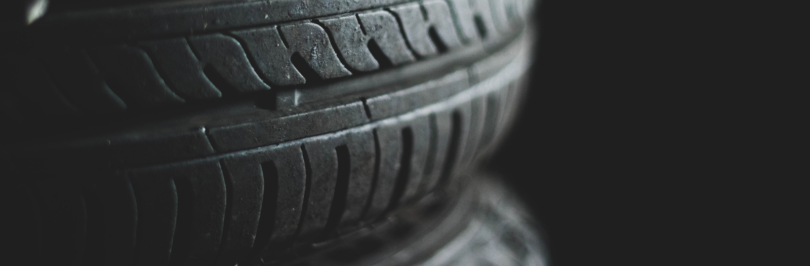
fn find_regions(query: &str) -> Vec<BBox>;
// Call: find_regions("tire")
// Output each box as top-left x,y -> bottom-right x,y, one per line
2,0 -> 536,265
283,172 -> 548,266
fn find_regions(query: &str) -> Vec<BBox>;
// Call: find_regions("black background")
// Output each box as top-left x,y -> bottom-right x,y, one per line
487,1 -> 775,265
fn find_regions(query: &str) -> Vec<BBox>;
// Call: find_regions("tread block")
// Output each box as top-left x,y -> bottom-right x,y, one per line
3,0 -> 532,123
446,102 -> 473,185
489,0 -> 516,34
189,34 -> 271,93
447,0 -> 500,43
110,128 -> 215,166
129,172 -> 178,265
8,63 -> 530,265
320,15 -> 381,72
213,157 -> 262,265
44,48 -> 127,113
362,117 -> 429,218
476,91 -> 502,153
502,81 -> 522,130
459,97 -> 487,168
302,129 -> 376,232
294,129 -> 375,241
365,70 -> 468,120
494,83 -> 513,138
323,10 -> 417,71
296,140 -> 336,242
180,162 -> 228,266
417,111 -> 454,195
341,131 -> 377,228
363,126 -> 400,220
229,27 -> 301,86
139,38 -> 222,100
3,2 -> 537,263
130,160 -> 227,266
279,23 -> 353,80
396,116 -> 432,204
233,23 -> 350,86
390,0 -> 463,57
219,144 -> 306,261
208,102 -> 369,152
490,82 -> 521,149
89,45 -> 185,107
357,11 -> 417,66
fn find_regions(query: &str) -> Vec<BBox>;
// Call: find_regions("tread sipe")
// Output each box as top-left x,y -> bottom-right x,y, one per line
2,0 -> 533,125
2,0 -> 537,265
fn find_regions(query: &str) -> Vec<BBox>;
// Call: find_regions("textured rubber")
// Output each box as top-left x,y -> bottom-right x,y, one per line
276,173 -> 548,266
2,0 -> 532,126
2,0 -> 535,265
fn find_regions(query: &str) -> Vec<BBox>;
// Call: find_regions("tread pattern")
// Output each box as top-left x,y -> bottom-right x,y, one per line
5,0 -> 536,264
285,174 -> 547,266
410,175 -> 547,266
3,0 -> 533,122
10,29 -> 533,265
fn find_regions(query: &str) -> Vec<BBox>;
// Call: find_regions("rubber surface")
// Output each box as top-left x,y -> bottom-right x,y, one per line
2,0 -> 536,265
2,0 -> 532,125
276,172 -> 548,266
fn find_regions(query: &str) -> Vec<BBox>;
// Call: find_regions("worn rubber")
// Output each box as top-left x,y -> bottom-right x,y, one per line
2,0 -> 535,265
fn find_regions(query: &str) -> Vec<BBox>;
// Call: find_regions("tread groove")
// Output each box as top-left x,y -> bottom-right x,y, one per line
419,4 -> 430,20
366,39 -> 394,68
222,32 -> 278,87
473,15 -> 489,39
321,145 -> 351,239
290,52 -> 325,85
423,114 -> 440,180
388,127 -> 414,211
202,65 -> 239,97
169,177 -> 194,266
277,26 -> 291,48
360,98 -> 373,120
249,161 -> 279,258
385,9 -> 421,60
6,0 -> 531,123
140,48 -> 194,101
478,93 -> 501,150
87,50 -> 128,110
6,2 -> 534,262
215,161 -> 234,263
428,27 -> 450,53
313,19 -> 356,73
439,111 -> 463,187
293,145 -> 314,242
355,14 -> 368,35
361,129 -> 383,220
82,50 -> 129,111
131,181 -> 143,265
